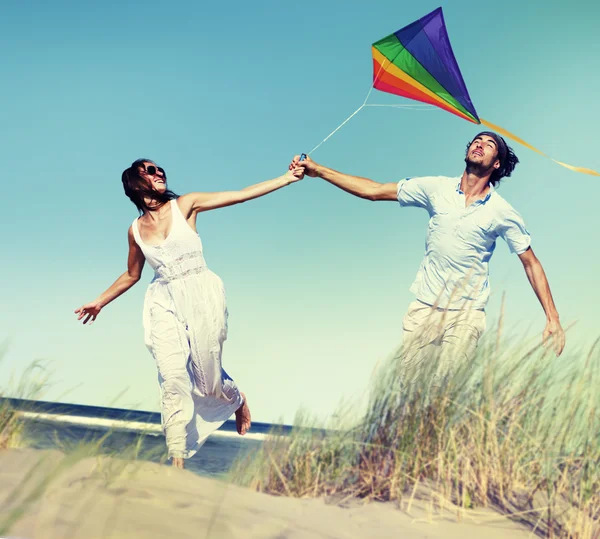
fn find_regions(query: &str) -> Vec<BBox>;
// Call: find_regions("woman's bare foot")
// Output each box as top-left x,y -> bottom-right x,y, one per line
235,393 -> 251,435
172,457 -> 184,469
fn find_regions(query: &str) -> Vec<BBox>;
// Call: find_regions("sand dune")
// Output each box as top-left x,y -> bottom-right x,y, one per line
0,448 -> 533,538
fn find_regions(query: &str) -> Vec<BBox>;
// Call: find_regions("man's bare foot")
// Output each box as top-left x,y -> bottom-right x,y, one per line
172,457 -> 184,469
235,393 -> 251,435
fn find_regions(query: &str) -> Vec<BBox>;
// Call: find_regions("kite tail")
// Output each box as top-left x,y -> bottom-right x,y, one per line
479,118 -> 600,176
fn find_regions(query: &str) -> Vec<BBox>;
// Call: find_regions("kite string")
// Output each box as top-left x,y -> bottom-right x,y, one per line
305,58 -> 433,156
306,103 -> 432,156
306,58 -> 391,157
307,104 -> 365,156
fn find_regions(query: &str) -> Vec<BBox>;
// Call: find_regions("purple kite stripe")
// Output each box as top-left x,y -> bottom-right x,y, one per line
394,7 -> 478,120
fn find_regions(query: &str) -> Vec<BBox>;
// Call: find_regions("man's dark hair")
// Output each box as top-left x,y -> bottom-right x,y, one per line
121,158 -> 178,214
466,132 -> 519,186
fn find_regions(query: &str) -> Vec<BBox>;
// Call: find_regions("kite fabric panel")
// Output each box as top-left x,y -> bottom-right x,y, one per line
372,7 -> 479,124
371,7 -> 599,176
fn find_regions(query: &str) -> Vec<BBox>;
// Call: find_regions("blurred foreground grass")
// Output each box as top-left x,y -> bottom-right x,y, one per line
231,319 -> 600,538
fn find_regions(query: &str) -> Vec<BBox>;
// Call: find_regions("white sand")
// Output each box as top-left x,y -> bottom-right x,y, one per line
0,448 -> 534,539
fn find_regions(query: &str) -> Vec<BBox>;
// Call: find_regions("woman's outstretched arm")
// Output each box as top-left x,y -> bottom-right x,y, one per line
181,168 -> 303,214
75,226 -> 145,325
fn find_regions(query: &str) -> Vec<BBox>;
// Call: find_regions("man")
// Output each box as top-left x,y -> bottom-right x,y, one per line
291,132 -> 565,389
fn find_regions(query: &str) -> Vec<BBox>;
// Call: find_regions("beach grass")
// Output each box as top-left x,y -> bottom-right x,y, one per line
230,318 -> 600,538
0,344 -> 53,450
2,318 -> 599,538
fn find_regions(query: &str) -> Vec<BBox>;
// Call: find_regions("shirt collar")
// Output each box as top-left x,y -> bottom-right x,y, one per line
456,178 -> 494,205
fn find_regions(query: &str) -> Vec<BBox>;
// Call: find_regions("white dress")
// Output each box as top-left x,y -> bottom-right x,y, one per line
132,199 -> 243,459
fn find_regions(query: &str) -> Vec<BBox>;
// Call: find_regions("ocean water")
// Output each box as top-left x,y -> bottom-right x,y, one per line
3,398 -> 293,478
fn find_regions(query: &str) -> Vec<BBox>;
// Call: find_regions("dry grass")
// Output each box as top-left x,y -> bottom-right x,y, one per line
231,318 -> 600,538
0,345 -> 53,450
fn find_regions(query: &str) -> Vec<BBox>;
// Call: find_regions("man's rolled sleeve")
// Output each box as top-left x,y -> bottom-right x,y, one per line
498,208 -> 531,255
396,176 -> 439,210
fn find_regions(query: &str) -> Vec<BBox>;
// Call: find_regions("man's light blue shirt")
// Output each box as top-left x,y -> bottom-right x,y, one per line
397,176 -> 531,310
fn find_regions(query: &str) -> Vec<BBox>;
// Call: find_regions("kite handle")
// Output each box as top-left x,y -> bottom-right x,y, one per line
299,153 -> 306,162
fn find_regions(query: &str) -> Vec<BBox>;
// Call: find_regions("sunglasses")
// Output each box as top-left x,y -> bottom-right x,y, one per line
144,165 -> 166,177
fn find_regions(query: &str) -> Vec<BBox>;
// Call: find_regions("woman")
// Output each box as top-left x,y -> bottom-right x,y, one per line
75,159 -> 303,468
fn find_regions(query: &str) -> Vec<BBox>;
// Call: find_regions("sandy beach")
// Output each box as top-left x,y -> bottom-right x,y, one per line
0,448 -> 535,539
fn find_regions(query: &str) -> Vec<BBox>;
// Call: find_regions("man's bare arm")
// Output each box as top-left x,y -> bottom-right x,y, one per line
518,247 -> 565,356
291,155 -> 397,201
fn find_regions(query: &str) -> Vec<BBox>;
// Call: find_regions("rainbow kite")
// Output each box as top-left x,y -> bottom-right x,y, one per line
370,7 -> 598,176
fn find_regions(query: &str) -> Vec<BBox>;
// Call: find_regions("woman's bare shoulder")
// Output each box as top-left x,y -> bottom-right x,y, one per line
176,193 -> 196,219
177,192 -> 210,217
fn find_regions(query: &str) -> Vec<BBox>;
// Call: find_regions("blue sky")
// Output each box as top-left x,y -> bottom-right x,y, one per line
1,0 -> 598,424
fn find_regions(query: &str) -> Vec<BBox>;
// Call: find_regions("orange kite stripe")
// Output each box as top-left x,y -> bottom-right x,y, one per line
373,59 -> 476,123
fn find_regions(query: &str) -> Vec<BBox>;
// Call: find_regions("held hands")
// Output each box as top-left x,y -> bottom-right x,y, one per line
542,318 -> 565,357
289,155 -> 320,178
285,163 -> 305,184
75,301 -> 103,325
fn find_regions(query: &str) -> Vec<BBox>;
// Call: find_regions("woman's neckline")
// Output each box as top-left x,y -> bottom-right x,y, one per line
136,199 -> 176,248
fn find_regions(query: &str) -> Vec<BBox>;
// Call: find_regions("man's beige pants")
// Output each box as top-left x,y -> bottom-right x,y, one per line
400,300 -> 486,391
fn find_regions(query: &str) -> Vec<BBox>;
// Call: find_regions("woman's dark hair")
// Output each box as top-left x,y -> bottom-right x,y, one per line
121,158 -> 178,214
465,131 -> 519,187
